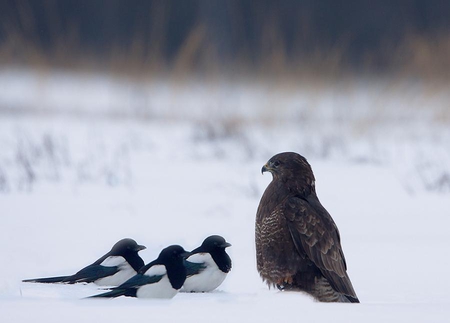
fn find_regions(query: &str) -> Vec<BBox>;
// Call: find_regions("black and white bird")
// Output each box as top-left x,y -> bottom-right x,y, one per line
182,235 -> 232,293
89,245 -> 190,299
23,238 -> 146,286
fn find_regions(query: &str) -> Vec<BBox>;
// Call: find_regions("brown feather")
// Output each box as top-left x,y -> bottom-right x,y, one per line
256,152 -> 359,303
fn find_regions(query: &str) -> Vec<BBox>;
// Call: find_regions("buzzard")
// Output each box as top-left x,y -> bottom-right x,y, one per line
255,152 -> 359,303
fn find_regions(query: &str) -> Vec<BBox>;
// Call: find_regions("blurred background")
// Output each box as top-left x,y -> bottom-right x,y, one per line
1,0 -> 450,194
2,0 -> 450,77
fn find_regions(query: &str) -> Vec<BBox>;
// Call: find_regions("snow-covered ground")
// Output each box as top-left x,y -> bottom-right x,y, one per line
1,69 -> 450,322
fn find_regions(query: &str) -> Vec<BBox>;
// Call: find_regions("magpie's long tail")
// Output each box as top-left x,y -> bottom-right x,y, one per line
87,289 -> 136,299
22,276 -> 72,284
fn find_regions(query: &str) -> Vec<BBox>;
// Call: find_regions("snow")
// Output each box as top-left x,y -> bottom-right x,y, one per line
1,69 -> 450,322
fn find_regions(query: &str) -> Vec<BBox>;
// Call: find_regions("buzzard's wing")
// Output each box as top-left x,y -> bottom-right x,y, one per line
284,196 -> 357,299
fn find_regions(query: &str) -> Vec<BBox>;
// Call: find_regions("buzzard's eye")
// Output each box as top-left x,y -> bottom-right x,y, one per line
272,161 -> 280,168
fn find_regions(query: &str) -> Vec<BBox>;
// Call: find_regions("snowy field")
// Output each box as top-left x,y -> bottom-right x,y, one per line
1,69 -> 450,322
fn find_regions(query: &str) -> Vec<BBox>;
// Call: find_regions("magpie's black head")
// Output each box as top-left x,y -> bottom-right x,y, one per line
157,245 -> 191,265
157,245 -> 191,290
191,235 -> 232,273
193,235 -> 232,254
110,238 -> 146,256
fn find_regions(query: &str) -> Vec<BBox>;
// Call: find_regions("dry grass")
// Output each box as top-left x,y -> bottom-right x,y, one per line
1,11 -> 450,125
1,10 -> 450,82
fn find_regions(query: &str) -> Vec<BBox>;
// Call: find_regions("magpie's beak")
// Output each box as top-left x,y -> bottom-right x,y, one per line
136,244 -> 146,251
181,251 -> 192,259
221,242 -> 232,248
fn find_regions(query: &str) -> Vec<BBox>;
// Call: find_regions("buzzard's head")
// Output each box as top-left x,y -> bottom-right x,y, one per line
262,152 -> 315,192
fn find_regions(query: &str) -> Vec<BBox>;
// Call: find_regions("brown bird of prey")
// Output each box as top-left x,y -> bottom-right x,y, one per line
255,152 -> 359,303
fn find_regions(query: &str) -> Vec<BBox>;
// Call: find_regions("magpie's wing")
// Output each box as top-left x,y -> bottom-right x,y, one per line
88,274 -> 163,298
184,260 -> 207,277
112,273 -> 163,290
284,195 -> 358,301
63,265 -> 119,283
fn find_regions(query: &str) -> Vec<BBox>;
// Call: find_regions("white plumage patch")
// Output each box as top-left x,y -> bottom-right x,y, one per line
143,264 -> 167,276
136,265 -> 178,299
181,253 -> 227,292
95,256 -> 137,286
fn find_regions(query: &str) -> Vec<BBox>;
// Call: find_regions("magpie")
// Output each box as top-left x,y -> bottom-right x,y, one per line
89,245 -> 191,299
182,235 -> 232,292
22,238 -> 146,286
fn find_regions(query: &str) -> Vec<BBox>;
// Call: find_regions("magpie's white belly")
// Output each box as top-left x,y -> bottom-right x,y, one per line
95,256 -> 137,286
182,253 -> 227,292
136,275 -> 178,299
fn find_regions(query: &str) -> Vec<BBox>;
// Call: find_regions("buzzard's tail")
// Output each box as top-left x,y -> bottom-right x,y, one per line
22,276 -> 72,284
344,294 -> 360,303
311,276 -> 359,303
283,274 -> 360,303
332,293 -> 359,303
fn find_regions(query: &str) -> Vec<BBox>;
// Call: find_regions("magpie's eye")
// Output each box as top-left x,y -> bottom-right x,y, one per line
272,160 -> 280,168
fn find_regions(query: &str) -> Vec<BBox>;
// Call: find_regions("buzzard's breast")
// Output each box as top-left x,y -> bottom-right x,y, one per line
256,194 -> 302,283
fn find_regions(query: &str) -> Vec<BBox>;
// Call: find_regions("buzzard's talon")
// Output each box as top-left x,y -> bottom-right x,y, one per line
276,284 -> 285,291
